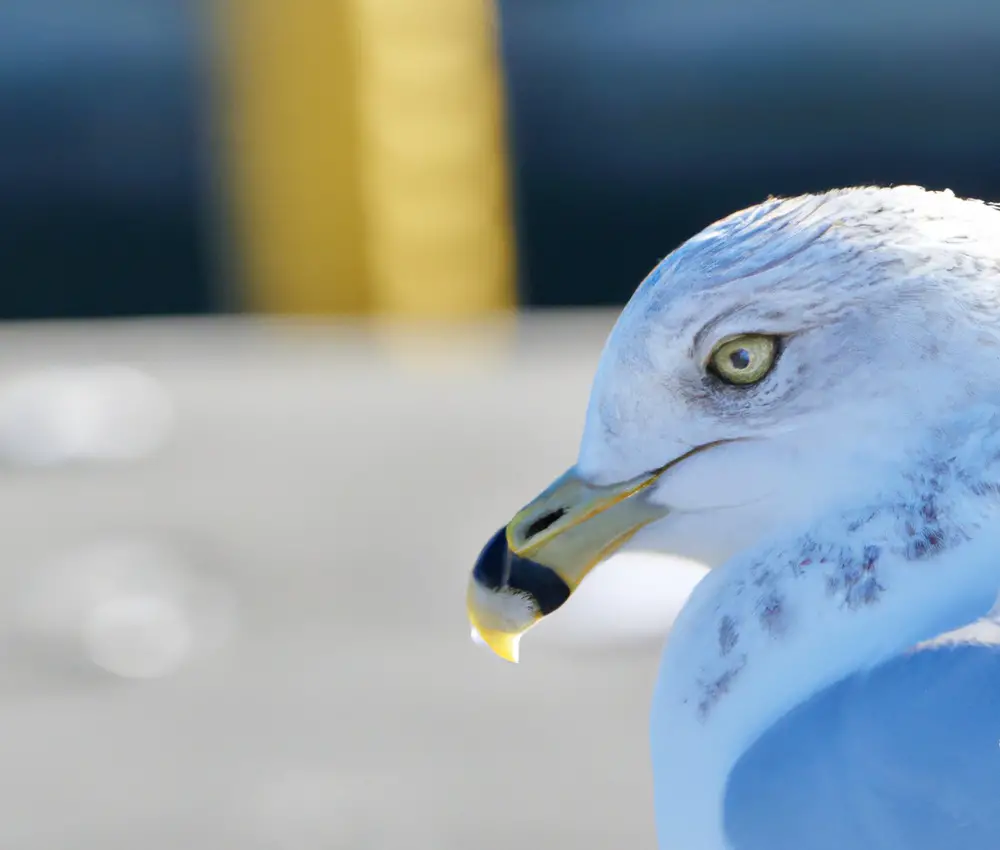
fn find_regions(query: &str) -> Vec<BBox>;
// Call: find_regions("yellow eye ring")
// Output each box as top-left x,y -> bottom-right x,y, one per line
709,335 -> 778,385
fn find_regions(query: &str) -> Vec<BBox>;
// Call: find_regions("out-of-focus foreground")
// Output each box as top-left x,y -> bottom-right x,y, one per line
2,0 -> 1000,847
0,315 -> 680,849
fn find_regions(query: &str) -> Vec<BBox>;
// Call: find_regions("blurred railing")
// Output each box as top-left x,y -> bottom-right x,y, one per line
5,0 -> 1000,319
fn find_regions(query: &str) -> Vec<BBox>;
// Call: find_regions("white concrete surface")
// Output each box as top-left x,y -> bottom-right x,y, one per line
0,313 -> 702,849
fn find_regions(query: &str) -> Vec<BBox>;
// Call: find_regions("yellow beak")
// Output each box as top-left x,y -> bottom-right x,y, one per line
467,464 -> 670,662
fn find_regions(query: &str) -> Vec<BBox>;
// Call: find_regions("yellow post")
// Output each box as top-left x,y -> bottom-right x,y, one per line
215,0 -> 368,314
215,0 -> 515,317
351,0 -> 516,317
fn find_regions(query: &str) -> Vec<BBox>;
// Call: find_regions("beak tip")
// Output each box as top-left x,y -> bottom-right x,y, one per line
470,624 -> 521,664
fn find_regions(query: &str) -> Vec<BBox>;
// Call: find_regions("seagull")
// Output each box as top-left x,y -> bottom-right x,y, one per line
466,185 -> 1000,850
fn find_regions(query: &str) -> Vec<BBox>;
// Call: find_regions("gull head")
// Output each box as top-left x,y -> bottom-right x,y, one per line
467,186 -> 1000,661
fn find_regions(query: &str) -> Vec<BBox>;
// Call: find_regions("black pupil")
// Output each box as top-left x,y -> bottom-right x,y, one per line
729,348 -> 752,370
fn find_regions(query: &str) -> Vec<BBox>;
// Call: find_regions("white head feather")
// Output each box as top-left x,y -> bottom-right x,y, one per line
578,186 -> 1000,565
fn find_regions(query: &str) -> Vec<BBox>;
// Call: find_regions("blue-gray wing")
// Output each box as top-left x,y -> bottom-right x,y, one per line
724,632 -> 1000,849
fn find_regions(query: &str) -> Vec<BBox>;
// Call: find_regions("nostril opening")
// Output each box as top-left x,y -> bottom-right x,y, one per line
524,508 -> 567,541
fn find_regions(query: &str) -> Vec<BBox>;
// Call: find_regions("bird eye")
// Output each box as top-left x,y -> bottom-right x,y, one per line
708,334 -> 778,385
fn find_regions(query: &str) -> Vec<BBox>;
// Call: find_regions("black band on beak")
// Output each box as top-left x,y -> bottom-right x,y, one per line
472,527 -> 571,616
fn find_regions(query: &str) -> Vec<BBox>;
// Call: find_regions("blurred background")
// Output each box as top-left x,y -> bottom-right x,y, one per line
1,1 -> 1000,847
